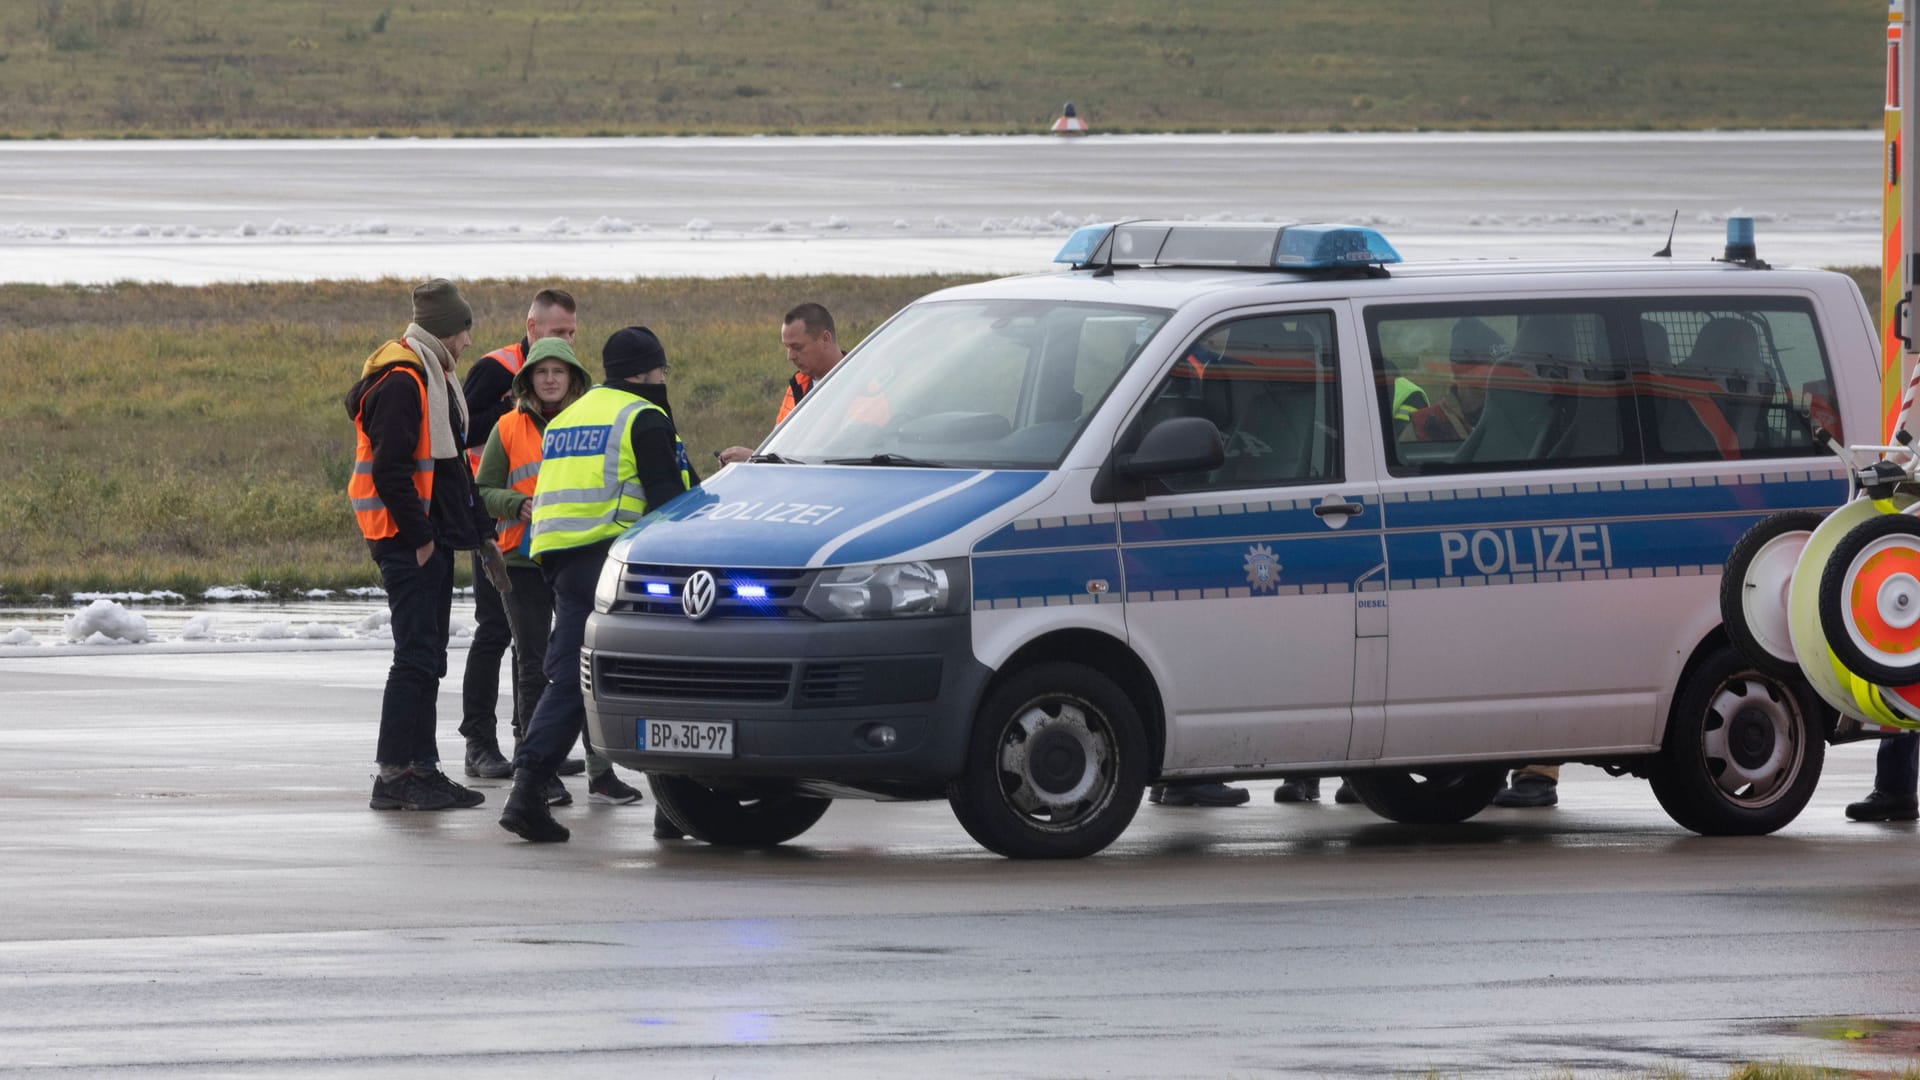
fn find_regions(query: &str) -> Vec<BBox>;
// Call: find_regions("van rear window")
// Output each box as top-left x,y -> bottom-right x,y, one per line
1368,297 -> 1834,475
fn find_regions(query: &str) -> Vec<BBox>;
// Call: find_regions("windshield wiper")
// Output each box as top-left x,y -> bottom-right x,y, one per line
824,452 -> 949,468
748,452 -> 803,464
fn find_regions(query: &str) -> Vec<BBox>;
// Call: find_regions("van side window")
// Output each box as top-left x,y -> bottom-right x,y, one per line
1370,305 -> 1632,475
1633,301 -> 1834,459
1127,312 -> 1340,492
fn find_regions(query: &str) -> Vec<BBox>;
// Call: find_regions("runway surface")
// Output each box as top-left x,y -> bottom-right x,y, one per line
2,649 -> 1916,1077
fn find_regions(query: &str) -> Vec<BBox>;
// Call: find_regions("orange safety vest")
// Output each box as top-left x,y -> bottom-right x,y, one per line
775,371 -> 813,424
466,342 -> 526,474
492,410 -> 545,557
349,365 -> 435,541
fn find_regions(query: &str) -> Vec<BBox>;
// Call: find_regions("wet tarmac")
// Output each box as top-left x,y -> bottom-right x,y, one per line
2,648 -> 1917,1077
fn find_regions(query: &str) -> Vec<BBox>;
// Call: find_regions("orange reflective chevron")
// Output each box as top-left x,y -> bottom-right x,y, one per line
349,365 -> 435,541
467,342 -> 527,474
492,409 -> 544,557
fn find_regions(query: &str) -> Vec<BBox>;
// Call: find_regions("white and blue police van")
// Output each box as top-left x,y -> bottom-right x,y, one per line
582,220 -> 1875,858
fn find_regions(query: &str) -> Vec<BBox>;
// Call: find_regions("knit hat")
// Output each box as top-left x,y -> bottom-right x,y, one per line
602,325 -> 667,380
411,278 -> 473,340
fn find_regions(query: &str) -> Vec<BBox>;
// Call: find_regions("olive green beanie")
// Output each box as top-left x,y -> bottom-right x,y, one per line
410,278 -> 473,340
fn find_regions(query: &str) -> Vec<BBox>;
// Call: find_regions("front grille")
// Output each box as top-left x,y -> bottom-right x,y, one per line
611,563 -> 816,619
596,657 -> 792,702
797,662 -> 866,705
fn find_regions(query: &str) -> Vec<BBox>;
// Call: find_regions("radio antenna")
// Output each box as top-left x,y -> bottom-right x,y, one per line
1653,210 -> 1679,258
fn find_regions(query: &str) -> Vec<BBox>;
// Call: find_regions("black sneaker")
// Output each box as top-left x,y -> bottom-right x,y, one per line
417,768 -> 485,809
1274,778 -> 1321,803
1333,780 -> 1361,804
588,772 -> 643,805
557,758 -> 586,776
545,776 -> 573,807
1158,782 -> 1250,807
463,743 -> 512,779
1492,773 -> 1558,808
370,770 -> 456,811
1845,790 -> 1920,821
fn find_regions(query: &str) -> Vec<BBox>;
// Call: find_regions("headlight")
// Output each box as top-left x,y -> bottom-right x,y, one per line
593,556 -> 624,613
803,559 -> 967,620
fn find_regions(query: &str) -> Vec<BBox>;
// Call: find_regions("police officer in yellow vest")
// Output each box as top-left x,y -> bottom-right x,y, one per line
500,326 -> 696,843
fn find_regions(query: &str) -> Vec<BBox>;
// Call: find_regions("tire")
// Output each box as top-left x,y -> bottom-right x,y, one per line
1648,643 -> 1824,836
1344,766 -> 1506,824
647,774 -> 831,847
946,662 -> 1148,859
1818,513 -> 1920,686
1720,510 -> 1825,680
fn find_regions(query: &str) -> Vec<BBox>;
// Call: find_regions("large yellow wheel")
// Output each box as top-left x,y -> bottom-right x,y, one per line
1785,495 -> 1915,727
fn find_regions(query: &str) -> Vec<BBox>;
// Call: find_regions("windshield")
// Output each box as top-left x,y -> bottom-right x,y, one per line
763,298 -> 1171,469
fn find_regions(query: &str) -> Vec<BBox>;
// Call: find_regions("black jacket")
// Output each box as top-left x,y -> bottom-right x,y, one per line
345,359 -> 493,557
462,337 -> 525,458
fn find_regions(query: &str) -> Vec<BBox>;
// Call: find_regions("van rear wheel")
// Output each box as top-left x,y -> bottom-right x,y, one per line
1346,766 -> 1505,824
647,775 -> 831,847
946,662 -> 1147,859
1649,643 -> 1823,836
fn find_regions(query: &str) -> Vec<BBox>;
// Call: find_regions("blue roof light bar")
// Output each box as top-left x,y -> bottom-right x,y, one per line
1053,221 -> 1401,272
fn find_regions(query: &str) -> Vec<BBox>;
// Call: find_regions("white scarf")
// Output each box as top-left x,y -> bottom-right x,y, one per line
402,323 -> 470,460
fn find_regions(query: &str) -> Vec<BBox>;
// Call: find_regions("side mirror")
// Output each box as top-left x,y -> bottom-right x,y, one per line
1092,415 -> 1225,502
1117,416 -> 1225,478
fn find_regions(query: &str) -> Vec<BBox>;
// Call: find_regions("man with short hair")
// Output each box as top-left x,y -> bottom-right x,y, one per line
459,288 -> 580,782
345,278 -> 496,811
500,326 -> 699,843
716,302 -> 845,464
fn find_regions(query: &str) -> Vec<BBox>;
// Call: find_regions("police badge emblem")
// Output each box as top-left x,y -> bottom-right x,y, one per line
1243,543 -> 1281,593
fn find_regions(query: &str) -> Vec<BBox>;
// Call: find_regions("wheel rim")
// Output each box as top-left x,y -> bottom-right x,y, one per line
1739,530 -> 1808,664
1840,532 -> 1920,672
994,694 -> 1116,832
1698,672 -> 1805,809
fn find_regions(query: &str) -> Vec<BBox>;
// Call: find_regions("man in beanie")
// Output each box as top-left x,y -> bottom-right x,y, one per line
345,278 -> 498,812
458,287 -> 581,783
500,326 -> 699,843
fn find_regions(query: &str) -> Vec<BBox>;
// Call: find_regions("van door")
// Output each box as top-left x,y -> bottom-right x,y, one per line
1111,307 -> 1382,772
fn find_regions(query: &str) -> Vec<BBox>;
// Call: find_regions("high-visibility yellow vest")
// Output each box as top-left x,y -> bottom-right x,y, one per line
529,386 -> 690,559
1391,376 -> 1429,424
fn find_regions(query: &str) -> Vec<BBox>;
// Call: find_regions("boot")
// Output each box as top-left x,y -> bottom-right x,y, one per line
464,739 -> 512,779
499,769 -> 570,843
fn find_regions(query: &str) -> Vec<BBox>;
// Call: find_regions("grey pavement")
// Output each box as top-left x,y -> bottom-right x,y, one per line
1,649 -> 1917,1077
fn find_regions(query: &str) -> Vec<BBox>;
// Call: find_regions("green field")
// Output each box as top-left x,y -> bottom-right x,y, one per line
1,267 -> 1883,599
1,275 -> 979,598
1,0 -> 1887,138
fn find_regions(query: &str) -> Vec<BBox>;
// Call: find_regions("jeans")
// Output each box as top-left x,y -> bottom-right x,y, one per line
458,550 -> 515,748
1877,732 -> 1920,796
513,540 -> 613,780
374,542 -> 454,767
501,561 -> 611,776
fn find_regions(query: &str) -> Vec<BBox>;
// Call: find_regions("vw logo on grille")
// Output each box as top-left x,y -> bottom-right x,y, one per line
681,570 -> 718,621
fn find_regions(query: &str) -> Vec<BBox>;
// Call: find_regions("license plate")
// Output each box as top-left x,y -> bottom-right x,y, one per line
640,718 -> 735,757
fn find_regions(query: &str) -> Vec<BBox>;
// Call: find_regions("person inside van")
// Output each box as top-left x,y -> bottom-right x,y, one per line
1402,317 -> 1504,444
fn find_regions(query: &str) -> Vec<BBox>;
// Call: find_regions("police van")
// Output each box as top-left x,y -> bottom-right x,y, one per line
581,220 -> 1873,859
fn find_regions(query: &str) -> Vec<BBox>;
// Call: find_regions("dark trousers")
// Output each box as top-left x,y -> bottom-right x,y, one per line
1877,732 -> 1920,796
499,564 -> 554,743
374,542 -> 454,767
459,551 -> 515,748
513,540 -> 612,779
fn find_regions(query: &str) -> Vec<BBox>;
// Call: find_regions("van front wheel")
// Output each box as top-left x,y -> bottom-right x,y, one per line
1649,644 -> 1823,836
1345,767 -> 1506,824
946,662 -> 1148,859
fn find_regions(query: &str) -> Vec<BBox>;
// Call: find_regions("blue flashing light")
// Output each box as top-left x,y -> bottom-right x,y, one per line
733,584 -> 769,600
644,582 -> 672,597
1724,216 -> 1757,261
1053,223 -> 1115,264
1271,225 -> 1401,269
